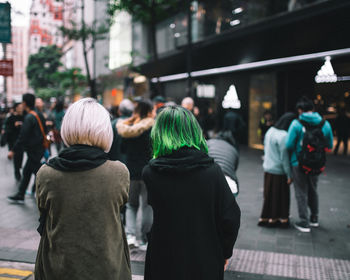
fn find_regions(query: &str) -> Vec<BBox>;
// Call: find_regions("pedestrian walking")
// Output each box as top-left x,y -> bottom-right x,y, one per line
7,94 -> 47,203
286,96 -> 333,232
117,98 -> 154,249
4,103 -> 24,181
34,98 -> 131,280
142,105 -> 241,280
258,112 -> 296,228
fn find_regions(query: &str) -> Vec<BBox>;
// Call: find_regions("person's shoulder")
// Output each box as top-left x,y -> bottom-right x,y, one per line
102,160 -> 129,181
37,164 -> 62,180
24,112 -> 35,121
105,160 -> 129,173
142,164 -> 152,180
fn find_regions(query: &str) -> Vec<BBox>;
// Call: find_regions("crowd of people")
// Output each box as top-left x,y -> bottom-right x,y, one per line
1,93 -> 241,280
0,91 -> 348,279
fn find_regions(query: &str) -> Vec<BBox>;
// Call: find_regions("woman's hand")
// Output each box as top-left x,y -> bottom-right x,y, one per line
224,259 -> 229,271
7,151 -> 14,160
287,178 -> 293,185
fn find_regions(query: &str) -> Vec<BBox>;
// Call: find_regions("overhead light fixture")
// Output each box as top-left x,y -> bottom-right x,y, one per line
169,23 -> 175,29
230,20 -> 240,26
315,56 -> 337,83
174,32 -> 181,38
233,7 -> 243,14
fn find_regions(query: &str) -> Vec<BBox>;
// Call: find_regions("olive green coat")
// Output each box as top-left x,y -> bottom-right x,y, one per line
34,161 -> 131,280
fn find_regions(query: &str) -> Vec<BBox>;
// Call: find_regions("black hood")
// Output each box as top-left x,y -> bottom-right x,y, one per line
46,144 -> 109,172
149,147 -> 214,173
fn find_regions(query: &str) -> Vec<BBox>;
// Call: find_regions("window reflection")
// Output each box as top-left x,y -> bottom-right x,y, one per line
153,0 -> 329,56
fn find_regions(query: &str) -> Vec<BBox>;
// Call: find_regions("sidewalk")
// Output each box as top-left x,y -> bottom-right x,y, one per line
0,146 -> 349,279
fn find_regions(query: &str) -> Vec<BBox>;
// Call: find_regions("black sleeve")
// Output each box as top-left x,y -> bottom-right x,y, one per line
142,165 -> 153,206
215,164 -> 241,259
12,114 -> 35,153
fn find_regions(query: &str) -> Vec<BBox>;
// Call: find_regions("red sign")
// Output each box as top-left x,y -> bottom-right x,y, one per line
0,59 -> 13,76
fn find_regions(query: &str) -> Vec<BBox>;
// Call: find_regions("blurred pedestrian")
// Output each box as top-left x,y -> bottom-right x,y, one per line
286,96 -> 333,232
34,98 -> 131,280
181,96 -> 194,112
142,105 -> 241,280
258,113 -> 296,228
4,103 -> 24,181
258,110 -> 274,143
109,99 -> 134,162
51,100 -> 65,153
333,107 -> 350,155
152,95 -> 166,115
207,130 -> 240,196
7,94 -> 47,203
222,108 -> 245,143
117,98 -> 154,250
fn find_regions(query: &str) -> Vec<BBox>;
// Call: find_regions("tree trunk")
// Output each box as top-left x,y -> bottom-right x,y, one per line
81,0 -> 97,98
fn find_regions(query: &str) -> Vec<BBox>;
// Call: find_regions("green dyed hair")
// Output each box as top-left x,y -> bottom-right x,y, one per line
151,105 -> 208,158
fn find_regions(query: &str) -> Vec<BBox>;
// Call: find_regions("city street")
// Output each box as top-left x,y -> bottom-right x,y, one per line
0,146 -> 349,279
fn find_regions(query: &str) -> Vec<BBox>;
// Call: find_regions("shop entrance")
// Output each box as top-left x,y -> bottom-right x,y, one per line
248,73 -> 277,149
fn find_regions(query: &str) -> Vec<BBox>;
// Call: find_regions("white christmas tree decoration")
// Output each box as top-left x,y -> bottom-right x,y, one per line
222,84 -> 241,109
315,56 -> 337,83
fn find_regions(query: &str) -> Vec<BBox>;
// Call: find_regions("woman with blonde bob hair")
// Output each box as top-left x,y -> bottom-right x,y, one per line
34,98 -> 131,280
142,105 -> 241,280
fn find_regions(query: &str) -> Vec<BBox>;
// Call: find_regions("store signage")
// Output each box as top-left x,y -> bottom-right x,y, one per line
197,84 -> 215,98
0,3 -> 11,43
222,84 -> 241,109
0,59 -> 13,76
315,56 -> 337,83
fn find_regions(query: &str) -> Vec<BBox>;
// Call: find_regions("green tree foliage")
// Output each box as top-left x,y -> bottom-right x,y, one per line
52,68 -> 87,96
36,88 -> 63,101
26,45 -> 62,90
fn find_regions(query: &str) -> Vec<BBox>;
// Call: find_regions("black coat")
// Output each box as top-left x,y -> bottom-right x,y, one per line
4,113 -> 24,150
122,128 -> 152,180
13,110 -> 46,161
142,148 -> 241,280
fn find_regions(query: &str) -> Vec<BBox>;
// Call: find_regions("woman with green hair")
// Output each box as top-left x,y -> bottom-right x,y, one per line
142,105 -> 241,280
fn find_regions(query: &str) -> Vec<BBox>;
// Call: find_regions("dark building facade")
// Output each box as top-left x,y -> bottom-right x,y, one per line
132,0 -> 350,146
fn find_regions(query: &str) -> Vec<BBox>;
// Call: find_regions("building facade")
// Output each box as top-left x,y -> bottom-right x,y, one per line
132,0 -> 350,146
5,26 -> 30,103
29,0 -> 64,54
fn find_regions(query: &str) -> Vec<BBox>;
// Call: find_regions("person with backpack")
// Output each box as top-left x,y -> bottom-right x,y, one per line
286,96 -> 333,233
7,93 -> 47,204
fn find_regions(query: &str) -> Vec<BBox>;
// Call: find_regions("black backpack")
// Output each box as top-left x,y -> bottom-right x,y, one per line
298,119 -> 327,175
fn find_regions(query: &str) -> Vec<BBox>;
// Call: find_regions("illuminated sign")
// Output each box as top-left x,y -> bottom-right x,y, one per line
197,84 -> 215,98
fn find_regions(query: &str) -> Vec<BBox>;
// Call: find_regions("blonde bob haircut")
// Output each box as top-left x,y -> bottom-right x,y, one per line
61,98 -> 113,152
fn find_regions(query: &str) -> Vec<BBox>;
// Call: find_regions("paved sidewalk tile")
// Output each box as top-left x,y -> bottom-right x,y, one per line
1,146 -> 349,279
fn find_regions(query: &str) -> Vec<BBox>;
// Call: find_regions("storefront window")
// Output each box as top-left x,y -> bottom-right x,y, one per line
154,0 -> 330,55
248,73 -> 277,149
